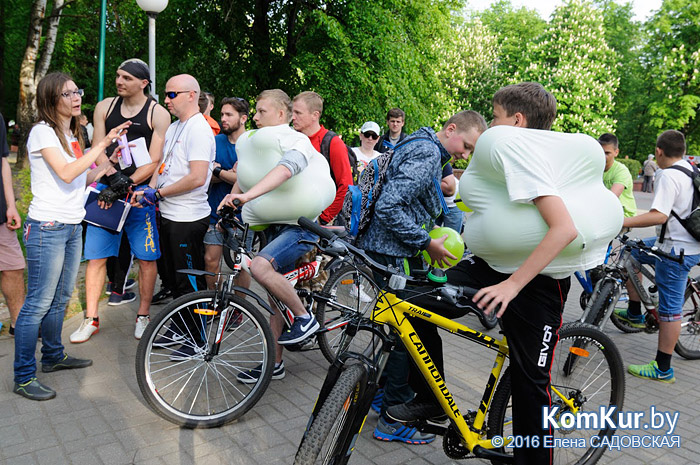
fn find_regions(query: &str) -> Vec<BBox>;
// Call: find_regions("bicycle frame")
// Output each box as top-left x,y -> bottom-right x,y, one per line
370,290 -> 509,453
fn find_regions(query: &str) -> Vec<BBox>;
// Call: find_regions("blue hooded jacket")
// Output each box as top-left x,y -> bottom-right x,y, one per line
357,127 -> 451,258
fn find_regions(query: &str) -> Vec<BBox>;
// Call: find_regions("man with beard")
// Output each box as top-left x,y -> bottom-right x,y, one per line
203,97 -> 250,289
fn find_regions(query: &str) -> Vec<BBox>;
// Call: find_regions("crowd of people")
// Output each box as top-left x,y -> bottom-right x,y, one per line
1,57 -> 697,465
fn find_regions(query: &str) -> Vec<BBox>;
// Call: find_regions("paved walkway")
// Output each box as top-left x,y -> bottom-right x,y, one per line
1,191 -> 699,464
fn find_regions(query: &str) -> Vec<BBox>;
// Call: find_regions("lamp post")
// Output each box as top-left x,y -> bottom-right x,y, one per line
136,0 -> 168,101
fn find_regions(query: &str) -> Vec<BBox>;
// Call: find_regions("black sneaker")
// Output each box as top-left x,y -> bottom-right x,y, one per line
152,288 -> 173,304
41,354 -> 93,373
278,315 -> 319,345
106,279 -> 137,295
108,291 -> 137,306
386,398 -> 447,423
13,378 -> 56,401
153,327 -> 187,348
236,361 -> 285,384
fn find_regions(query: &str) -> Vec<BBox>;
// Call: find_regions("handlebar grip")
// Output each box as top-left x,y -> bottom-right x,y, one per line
298,216 -> 335,241
232,198 -> 241,207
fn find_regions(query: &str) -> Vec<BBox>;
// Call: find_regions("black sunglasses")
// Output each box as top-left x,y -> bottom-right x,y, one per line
164,90 -> 191,99
362,132 -> 379,140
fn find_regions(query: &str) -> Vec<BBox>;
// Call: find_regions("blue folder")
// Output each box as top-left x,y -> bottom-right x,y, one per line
84,188 -> 131,232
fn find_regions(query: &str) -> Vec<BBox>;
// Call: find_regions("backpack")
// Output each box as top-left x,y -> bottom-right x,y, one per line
340,136 -> 435,237
320,130 -> 360,185
660,164 -> 700,242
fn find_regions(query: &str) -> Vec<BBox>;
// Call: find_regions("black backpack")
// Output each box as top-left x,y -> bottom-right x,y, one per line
320,130 -> 359,185
660,164 -> 700,242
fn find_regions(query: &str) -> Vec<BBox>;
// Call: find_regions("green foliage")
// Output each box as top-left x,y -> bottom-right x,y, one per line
518,0 -> 618,136
453,158 -> 468,169
617,158 -> 642,177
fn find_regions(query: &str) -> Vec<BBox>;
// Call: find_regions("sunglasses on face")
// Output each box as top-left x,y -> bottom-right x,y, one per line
362,132 -> 379,140
164,90 -> 191,99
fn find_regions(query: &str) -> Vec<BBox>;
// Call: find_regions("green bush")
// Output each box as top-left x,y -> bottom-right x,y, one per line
453,158 -> 468,169
617,158 -> 642,178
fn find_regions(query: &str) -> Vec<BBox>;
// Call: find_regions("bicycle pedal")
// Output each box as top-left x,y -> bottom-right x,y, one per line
411,420 -> 448,436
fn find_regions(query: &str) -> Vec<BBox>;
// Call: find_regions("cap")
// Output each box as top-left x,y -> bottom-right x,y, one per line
360,121 -> 380,135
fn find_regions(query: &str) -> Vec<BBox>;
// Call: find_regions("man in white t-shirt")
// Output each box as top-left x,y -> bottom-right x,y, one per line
619,130 -> 700,383
220,89 -> 335,382
134,74 -> 215,359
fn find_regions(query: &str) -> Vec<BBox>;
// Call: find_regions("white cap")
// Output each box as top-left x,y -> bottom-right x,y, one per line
360,121 -> 380,135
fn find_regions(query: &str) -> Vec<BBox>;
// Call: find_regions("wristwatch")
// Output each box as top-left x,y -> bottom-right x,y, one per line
213,166 -> 223,178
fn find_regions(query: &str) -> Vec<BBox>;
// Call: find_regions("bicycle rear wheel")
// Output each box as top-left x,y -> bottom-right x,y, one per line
487,322 -> 625,465
294,363 -> 369,465
316,265 -> 381,364
135,290 -> 275,428
674,281 -> 700,359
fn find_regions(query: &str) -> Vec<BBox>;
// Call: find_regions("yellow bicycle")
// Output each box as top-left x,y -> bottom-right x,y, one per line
294,218 -> 626,465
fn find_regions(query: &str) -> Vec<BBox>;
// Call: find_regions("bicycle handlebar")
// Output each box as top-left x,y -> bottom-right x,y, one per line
620,235 -> 685,264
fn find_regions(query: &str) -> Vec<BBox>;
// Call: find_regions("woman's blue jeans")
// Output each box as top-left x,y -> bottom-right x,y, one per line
14,219 -> 83,384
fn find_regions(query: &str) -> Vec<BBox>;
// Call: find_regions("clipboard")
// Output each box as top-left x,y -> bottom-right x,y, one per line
84,187 -> 131,232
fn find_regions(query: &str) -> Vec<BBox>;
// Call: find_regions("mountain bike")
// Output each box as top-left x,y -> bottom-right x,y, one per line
293,218 -> 626,465
135,208 -> 383,427
577,235 -> 700,359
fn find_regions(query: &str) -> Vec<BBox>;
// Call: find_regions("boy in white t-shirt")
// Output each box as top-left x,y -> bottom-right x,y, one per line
618,130 -> 700,383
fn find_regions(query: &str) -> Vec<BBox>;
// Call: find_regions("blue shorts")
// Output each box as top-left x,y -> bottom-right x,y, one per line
257,224 -> 317,273
203,224 -> 255,251
84,184 -> 160,261
631,237 -> 700,321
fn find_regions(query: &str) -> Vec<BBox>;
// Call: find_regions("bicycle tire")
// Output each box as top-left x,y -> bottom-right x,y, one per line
583,281 -> 615,327
479,310 -> 499,330
316,265 -> 381,364
135,290 -> 275,428
294,363 -> 369,465
223,230 -> 267,270
674,282 -> 700,359
487,322 -> 625,465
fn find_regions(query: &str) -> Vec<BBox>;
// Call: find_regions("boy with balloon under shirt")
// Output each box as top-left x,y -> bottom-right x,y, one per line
384,83 -> 622,465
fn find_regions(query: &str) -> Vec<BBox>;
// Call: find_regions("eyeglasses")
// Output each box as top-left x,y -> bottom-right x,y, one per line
164,90 -> 192,99
362,132 -> 379,140
61,89 -> 84,99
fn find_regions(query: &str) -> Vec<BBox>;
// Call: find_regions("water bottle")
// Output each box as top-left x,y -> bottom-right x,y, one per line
648,285 -> 659,307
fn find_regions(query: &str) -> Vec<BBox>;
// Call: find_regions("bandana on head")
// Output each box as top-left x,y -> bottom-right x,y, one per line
119,59 -> 151,83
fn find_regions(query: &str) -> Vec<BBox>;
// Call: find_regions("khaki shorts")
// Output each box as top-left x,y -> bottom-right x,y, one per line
0,224 -> 25,271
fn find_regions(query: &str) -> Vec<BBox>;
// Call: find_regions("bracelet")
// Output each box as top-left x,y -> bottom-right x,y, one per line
213,166 -> 223,178
155,189 -> 164,201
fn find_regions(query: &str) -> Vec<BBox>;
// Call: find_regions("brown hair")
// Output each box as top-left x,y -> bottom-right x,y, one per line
656,130 -> 686,158
221,97 -> 250,118
598,133 -> 619,149
443,110 -> 488,134
493,82 -> 557,130
36,72 -> 84,156
293,91 -> 323,116
256,89 -> 292,122
386,108 -> 405,121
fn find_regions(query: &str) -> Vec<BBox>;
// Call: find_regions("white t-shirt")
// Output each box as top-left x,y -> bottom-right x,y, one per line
26,122 -> 87,224
352,147 -> 381,171
236,124 -> 335,225
158,113 -> 215,221
651,159 -> 700,254
461,126 -> 622,278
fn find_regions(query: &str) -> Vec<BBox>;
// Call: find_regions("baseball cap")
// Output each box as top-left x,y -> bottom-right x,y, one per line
360,121 -> 380,135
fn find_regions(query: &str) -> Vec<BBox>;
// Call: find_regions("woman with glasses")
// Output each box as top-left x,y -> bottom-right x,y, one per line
13,72 -> 130,401
353,121 -> 382,176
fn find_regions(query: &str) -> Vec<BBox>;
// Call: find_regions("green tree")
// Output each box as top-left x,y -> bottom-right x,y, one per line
518,0 -> 618,135
642,0 -> 700,154
477,0 -> 546,79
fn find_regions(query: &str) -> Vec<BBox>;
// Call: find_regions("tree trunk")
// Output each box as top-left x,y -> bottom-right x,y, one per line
14,0 -> 67,168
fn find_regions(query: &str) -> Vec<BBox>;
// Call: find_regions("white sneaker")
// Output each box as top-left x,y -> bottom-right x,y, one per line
134,316 -> 150,340
350,284 -> 373,303
70,318 -> 99,343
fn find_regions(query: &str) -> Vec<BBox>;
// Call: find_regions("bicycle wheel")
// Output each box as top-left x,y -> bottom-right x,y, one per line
316,265 -> 381,364
674,281 -> 700,359
135,290 -> 275,428
222,230 -> 266,270
487,322 -> 625,465
294,363 -> 369,465
583,281 -> 615,327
